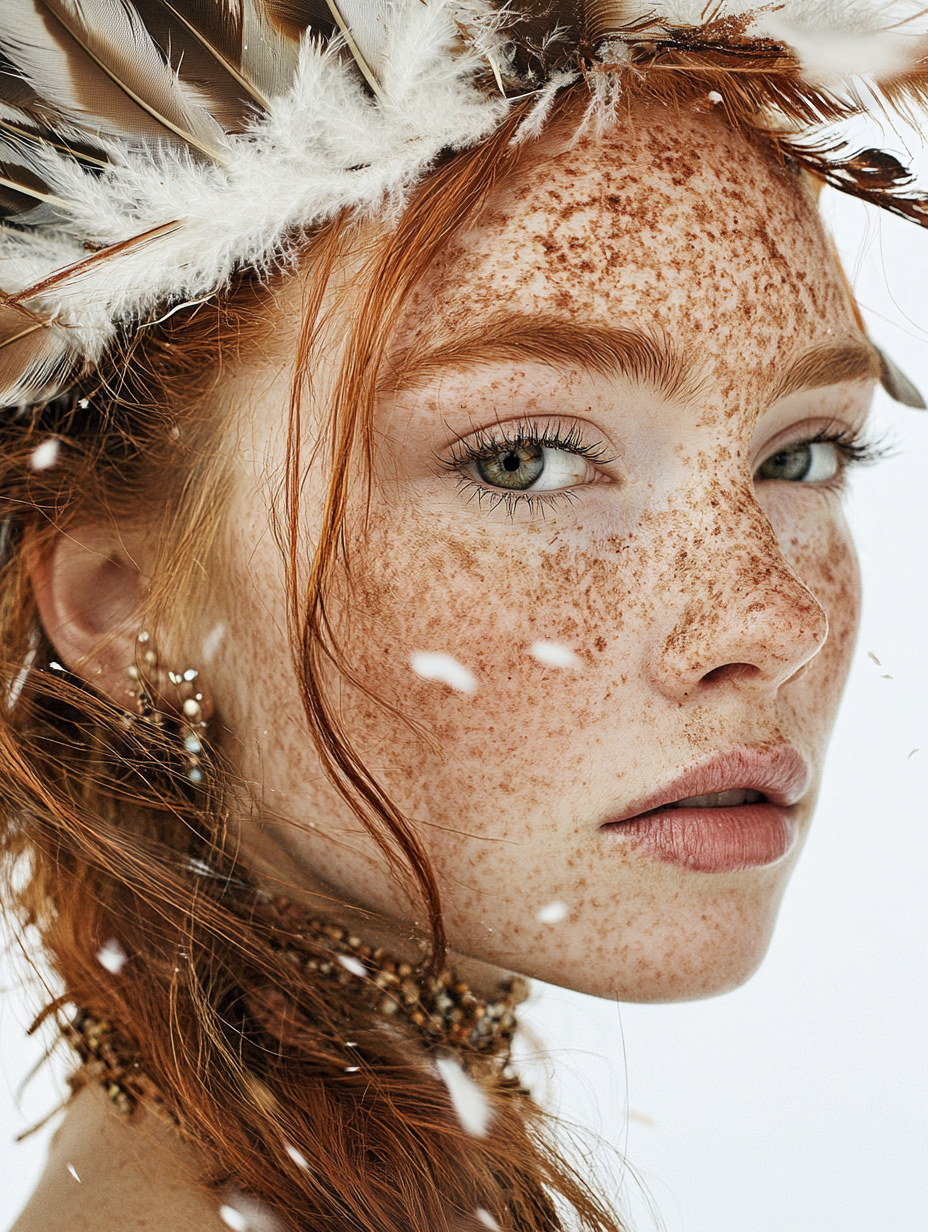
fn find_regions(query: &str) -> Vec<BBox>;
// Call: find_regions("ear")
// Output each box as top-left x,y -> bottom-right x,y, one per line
27,521 -> 149,709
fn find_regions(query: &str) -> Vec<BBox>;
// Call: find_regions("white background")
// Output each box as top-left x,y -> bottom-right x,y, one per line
2,184 -> 927,1230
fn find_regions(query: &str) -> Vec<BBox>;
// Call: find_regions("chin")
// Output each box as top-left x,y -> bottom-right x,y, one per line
567,945 -> 775,1004
518,897 -> 783,1004
609,942 -> 775,1004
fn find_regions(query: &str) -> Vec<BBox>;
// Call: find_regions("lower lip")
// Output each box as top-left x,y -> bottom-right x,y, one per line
602,804 -> 796,872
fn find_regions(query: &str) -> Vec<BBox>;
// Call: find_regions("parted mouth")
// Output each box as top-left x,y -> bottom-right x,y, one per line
660,788 -> 767,810
602,746 -> 809,827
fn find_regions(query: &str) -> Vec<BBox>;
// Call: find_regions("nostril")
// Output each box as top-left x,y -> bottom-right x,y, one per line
700,662 -> 763,686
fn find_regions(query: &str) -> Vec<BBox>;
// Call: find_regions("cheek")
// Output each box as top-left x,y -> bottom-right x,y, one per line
347,508 -> 641,658
335,511 -> 636,808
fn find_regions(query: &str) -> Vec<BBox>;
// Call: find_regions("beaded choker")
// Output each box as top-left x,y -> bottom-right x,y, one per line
67,891 -> 528,1116
251,891 -> 528,1055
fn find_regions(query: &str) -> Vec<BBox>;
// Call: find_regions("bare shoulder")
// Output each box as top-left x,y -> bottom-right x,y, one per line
9,1086 -> 226,1232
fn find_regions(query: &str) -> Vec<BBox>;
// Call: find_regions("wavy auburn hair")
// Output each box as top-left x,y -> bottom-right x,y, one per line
0,88 -> 634,1232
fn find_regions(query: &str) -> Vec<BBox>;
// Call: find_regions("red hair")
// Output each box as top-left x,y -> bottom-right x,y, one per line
0,90 -> 631,1231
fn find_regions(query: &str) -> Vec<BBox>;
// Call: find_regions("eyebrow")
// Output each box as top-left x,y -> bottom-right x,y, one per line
383,312 -> 696,401
769,340 -> 881,402
382,311 -> 880,403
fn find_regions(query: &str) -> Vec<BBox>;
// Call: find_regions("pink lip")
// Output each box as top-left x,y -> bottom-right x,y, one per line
600,746 -> 810,873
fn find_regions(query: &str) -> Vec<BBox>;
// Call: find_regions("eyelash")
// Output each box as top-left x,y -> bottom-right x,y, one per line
441,421 -> 886,518
777,425 -> 889,483
440,420 -> 612,517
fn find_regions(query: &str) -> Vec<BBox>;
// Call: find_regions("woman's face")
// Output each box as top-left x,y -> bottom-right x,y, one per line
209,103 -> 871,1001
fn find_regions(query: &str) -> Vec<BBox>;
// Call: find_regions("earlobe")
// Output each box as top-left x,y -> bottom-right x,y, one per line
26,523 -> 147,709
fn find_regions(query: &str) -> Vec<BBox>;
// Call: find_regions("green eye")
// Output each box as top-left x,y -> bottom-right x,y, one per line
471,442 -> 595,493
476,443 -> 545,489
756,442 -> 840,483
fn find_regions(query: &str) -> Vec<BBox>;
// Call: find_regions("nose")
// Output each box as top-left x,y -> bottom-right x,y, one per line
647,501 -> 829,702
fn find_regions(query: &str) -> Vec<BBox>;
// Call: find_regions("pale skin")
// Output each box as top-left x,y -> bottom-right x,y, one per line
15,102 -> 872,1229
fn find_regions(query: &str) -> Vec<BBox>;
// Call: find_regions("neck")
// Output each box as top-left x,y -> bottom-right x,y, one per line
243,830 -> 519,1002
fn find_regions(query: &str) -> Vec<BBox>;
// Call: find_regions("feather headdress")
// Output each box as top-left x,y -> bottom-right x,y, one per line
2,0 -> 928,406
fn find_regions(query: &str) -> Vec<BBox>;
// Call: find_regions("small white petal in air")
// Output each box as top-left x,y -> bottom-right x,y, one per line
410,652 -> 476,695
435,1057 -> 491,1137
219,1207 -> 248,1232
868,651 -> 882,666
67,1163 -> 81,1183
476,1209 -> 501,1231
202,622 -> 227,665
536,900 -> 569,924
337,954 -> 367,978
96,938 -> 128,974
285,1143 -> 309,1170
707,90 -> 723,104
29,439 -> 60,471
528,641 -> 581,669
7,646 -> 37,710
218,1196 -> 283,1232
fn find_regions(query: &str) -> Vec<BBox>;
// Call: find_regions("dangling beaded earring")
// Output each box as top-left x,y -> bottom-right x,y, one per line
126,631 -> 159,722
168,667 -> 207,785
127,632 -> 208,784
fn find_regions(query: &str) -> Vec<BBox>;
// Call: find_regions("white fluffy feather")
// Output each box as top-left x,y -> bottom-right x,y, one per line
0,1 -> 508,399
0,0 -> 927,404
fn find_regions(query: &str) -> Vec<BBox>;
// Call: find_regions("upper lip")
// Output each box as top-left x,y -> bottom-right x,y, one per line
602,745 -> 811,826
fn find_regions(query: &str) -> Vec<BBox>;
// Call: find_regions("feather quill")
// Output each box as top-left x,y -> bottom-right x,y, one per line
0,154 -> 70,213
130,0 -> 274,124
0,0 -> 228,160
0,109 -> 111,169
322,0 -> 389,98
131,0 -> 303,119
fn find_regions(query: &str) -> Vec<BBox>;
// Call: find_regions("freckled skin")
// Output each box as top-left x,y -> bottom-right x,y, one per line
207,103 -> 866,1002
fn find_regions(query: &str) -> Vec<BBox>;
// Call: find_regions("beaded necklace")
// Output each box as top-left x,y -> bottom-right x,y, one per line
67,891 -> 528,1116
251,891 -> 528,1054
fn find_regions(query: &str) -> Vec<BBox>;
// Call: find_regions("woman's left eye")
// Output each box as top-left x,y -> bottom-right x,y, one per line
468,443 -> 595,492
755,441 -> 840,484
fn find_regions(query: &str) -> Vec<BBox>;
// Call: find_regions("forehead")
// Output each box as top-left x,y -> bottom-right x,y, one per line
408,103 -> 857,399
